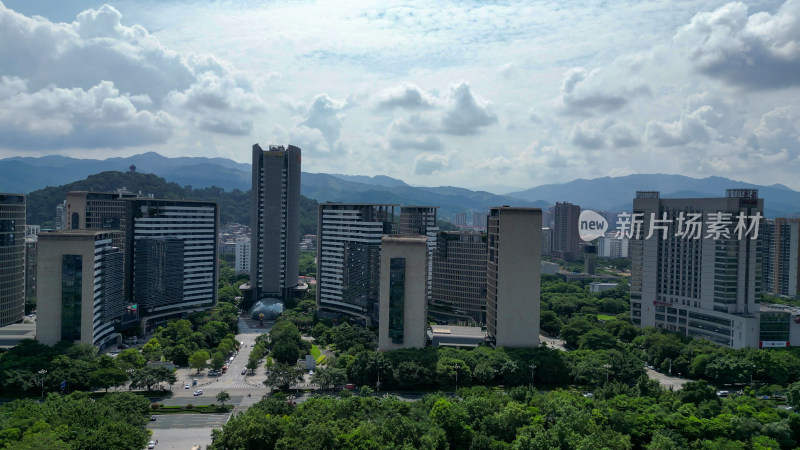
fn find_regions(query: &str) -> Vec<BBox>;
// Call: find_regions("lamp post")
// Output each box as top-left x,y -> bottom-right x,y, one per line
454,364 -> 460,391
37,369 -> 47,398
603,364 -> 611,383
530,364 -> 537,389
376,371 -> 381,393
668,358 -> 673,375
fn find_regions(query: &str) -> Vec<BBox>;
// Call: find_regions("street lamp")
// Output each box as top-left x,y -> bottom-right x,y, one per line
37,369 -> 47,398
668,358 -> 673,375
603,364 -> 611,383
453,364 -> 460,391
376,371 -> 381,393
529,364 -> 537,389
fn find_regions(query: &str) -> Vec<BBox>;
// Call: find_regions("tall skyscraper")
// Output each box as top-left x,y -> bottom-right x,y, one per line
37,230 -> 124,348
399,206 -> 438,304
54,200 -> 67,231
541,227 -> 552,256
630,189 -> 762,348
762,218 -> 800,297
124,198 -> 218,332
316,203 -> 395,323
250,144 -> 301,301
378,235 -> 429,351
486,207 -> 541,348
0,194 -> 25,327
431,231 -> 487,324
553,202 -> 580,261
65,190 -> 142,251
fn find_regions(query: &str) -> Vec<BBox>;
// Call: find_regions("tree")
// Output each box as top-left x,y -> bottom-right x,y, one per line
246,358 -> 259,374
561,318 -> 596,348
210,352 -> 226,371
311,367 -> 348,390
263,363 -> 304,391
89,368 -> 128,392
272,340 -> 301,365
578,329 -> 618,350
116,349 -> 146,370
540,311 -> 562,336
189,350 -> 211,373
140,339 -> 163,362
216,391 -> 231,408
129,367 -> 176,391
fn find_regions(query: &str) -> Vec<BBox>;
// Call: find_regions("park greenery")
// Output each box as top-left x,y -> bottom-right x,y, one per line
211,384 -> 800,449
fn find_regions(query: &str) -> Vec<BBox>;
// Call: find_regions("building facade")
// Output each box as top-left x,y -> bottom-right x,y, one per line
431,231 -> 487,324
316,203 -> 395,323
630,189 -> 762,348
37,230 -> 124,348
124,199 -> 218,329
762,218 -> 800,297
0,194 -> 25,327
235,237 -> 251,275
399,206 -> 438,303
553,202 -> 580,261
378,235 -> 429,351
486,207 -> 541,348
250,144 -> 301,301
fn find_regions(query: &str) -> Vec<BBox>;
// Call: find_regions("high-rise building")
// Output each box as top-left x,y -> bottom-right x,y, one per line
235,238 -> 251,275
54,200 -> 67,231
399,206 -> 438,303
553,202 -> 581,261
486,207 -> 541,348
541,227 -> 552,256
431,231 -> 487,324
762,218 -> 800,297
250,144 -> 301,301
25,235 -> 37,305
378,235 -> 429,351
65,190 -> 145,251
454,212 -> 467,226
630,189 -> 762,348
0,194 -> 25,327
37,230 -> 124,348
124,198 -> 218,331
316,203 -> 395,323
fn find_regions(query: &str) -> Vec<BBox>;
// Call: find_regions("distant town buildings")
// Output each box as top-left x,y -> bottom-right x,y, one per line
250,144 -> 301,301
553,202 -> 580,261
37,230 -> 124,348
0,193 -> 25,327
54,200 -> 67,231
541,227 -> 552,256
596,233 -> 629,258
486,207 -> 541,348
316,203 -> 395,324
378,235 -> 429,351
431,231 -> 487,324
630,189 -> 762,348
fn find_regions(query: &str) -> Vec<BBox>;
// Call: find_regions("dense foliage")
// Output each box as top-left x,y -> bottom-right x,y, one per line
211,384 -> 800,449
0,392 -> 152,450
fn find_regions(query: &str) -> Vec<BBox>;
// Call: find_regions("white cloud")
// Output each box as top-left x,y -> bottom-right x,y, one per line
646,106 -> 714,147
569,118 -> 641,149
557,67 -> 651,115
0,79 -> 175,149
414,153 -> 450,175
441,81 -> 497,135
373,83 -> 435,110
676,1 -> 800,89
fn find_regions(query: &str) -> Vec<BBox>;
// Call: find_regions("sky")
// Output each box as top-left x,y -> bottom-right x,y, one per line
0,0 -> 798,192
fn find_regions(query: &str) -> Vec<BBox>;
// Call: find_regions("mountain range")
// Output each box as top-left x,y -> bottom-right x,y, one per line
2,153 -> 799,219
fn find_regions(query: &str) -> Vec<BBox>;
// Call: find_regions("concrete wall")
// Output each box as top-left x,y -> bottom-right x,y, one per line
378,235 -> 428,351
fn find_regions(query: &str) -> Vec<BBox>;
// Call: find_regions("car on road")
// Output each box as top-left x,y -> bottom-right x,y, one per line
148,441 -> 155,449
184,383 -> 191,389
193,390 -> 203,396
241,369 -> 247,375
150,416 -> 156,421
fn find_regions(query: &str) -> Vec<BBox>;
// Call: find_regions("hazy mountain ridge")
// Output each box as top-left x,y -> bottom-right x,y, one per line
4,154 -> 800,219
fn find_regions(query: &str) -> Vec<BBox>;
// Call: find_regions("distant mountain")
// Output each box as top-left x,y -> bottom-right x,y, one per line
327,174 -> 409,188
508,174 -> 800,218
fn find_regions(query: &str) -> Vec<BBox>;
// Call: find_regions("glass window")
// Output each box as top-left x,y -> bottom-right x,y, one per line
61,255 -> 83,342
389,258 -> 405,344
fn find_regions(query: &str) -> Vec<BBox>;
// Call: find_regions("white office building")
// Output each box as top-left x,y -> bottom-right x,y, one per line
235,238 -> 251,275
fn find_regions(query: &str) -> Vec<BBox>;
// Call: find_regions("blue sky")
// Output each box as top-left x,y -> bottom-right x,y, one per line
0,0 -> 798,191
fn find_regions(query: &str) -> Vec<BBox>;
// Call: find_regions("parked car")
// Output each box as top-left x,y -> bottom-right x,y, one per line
150,416 -> 157,421
184,383 -> 191,389
241,369 -> 247,375
148,441 -> 155,449
193,390 -> 203,396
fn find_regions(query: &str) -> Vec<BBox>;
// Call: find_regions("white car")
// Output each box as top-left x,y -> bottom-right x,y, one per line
193,390 -> 203,396
184,383 -> 191,389
148,441 -> 155,449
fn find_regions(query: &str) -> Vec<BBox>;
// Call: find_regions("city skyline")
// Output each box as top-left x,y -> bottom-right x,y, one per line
1,1 -> 798,192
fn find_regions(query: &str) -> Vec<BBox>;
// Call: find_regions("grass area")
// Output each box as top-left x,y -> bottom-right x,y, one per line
310,344 -> 322,359
597,314 -> 616,321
